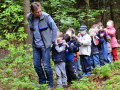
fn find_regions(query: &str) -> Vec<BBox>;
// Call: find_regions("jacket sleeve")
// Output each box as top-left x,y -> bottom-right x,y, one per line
48,16 -> 58,44
107,28 -> 116,37
27,13 -> 31,21
82,35 -> 91,46
67,44 -> 74,52
99,37 -> 104,43
55,45 -> 66,53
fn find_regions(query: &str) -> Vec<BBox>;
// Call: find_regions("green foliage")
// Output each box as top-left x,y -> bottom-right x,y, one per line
98,64 -> 112,77
0,39 -> 9,48
0,0 -> 23,35
56,86 -> 64,90
71,76 -> 97,90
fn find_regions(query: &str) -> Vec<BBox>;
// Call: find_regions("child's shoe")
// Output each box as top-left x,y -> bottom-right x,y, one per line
86,72 -> 91,76
82,72 -> 86,76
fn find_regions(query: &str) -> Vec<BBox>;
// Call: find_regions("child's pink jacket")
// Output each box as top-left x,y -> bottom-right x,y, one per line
107,27 -> 118,48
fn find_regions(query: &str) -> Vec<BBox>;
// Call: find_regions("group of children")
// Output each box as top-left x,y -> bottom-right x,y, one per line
51,20 -> 119,88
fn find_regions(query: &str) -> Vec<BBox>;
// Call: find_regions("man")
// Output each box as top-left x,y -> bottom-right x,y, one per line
27,2 -> 58,88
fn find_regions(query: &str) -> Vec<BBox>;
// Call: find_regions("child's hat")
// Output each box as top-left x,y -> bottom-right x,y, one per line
79,24 -> 87,31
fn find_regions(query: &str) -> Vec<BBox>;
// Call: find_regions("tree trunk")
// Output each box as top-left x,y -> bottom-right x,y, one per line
98,0 -> 99,9
23,0 -> 31,47
110,0 -> 114,21
103,0 -> 106,27
110,0 -> 115,27
85,0 -> 89,30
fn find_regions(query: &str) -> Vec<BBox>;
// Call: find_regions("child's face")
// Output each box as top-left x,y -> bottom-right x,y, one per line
79,30 -> 86,36
56,37 -> 63,43
107,22 -> 113,28
99,26 -> 104,31
94,27 -> 99,32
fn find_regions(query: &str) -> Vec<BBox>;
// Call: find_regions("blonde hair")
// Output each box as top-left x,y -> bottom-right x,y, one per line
57,31 -> 63,38
107,20 -> 114,26
89,28 -> 97,36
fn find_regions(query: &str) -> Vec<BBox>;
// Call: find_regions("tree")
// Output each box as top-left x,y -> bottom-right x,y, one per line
23,0 -> 31,46
85,0 -> 90,30
110,0 -> 115,26
103,0 -> 106,27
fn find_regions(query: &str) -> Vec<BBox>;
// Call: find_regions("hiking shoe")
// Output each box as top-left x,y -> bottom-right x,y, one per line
86,72 -> 91,76
82,72 -> 86,76
63,85 -> 67,88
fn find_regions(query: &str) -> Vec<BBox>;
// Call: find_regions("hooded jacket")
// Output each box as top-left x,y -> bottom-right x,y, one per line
107,27 -> 118,48
77,33 -> 91,56
52,40 -> 66,62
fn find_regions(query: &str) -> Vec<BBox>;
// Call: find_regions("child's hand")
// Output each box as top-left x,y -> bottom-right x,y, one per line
95,36 -> 99,39
63,42 -> 69,47
78,33 -> 81,37
92,33 -> 95,38
55,40 -> 58,45
71,43 -> 74,45
104,28 -> 108,33
100,33 -> 104,37
78,41 -> 83,46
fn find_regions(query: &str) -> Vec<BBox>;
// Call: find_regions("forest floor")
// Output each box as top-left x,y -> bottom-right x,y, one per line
0,43 -> 120,90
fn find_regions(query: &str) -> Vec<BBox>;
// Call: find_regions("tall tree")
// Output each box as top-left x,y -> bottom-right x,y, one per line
110,0 -> 115,21
85,0 -> 90,30
23,0 -> 31,46
110,0 -> 115,27
103,0 -> 106,27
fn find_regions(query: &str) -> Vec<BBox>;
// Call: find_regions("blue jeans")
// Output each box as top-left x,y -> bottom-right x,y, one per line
74,58 -> 81,72
103,41 -> 109,63
80,55 -> 91,73
90,54 -> 100,68
108,53 -> 113,63
33,47 -> 53,87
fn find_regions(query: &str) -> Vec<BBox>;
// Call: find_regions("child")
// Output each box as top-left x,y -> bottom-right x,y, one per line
63,28 -> 82,83
77,24 -> 91,76
106,20 -> 118,61
89,28 -> 100,68
104,28 -> 113,63
52,31 -> 67,87
97,22 -> 109,65
92,24 -> 99,34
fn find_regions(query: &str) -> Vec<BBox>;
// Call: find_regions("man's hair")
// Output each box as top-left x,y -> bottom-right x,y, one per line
67,28 -> 75,35
31,2 -> 41,12
57,31 -> 63,38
